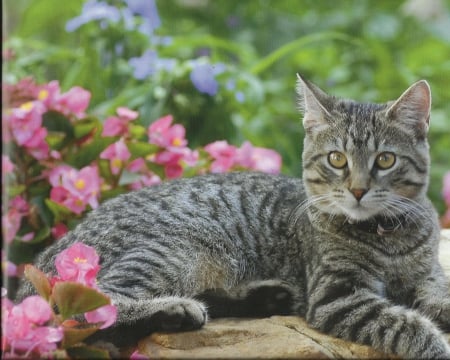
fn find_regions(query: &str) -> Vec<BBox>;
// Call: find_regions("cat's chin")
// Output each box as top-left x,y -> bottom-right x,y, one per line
340,207 -> 379,222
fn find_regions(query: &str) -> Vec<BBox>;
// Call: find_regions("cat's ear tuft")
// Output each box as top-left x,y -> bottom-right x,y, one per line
386,80 -> 431,135
296,74 -> 331,132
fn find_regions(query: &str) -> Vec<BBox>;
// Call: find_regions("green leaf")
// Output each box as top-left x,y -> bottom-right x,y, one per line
52,282 -> 110,319
66,345 -> 110,359
45,199 -> 74,223
129,124 -> 147,139
43,111 -> 75,149
6,184 -> 26,197
62,323 -> 101,348
127,142 -> 159,158
73,117 -> 101,139
24,264 -> 52,301
65,137 -> 116,168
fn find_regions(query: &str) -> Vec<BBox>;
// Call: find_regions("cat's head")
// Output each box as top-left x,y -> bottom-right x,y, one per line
297,75 -> 431,222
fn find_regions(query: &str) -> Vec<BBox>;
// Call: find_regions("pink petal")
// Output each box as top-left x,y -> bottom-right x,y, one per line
21,296 -> 52,325
84,304 -> 117,329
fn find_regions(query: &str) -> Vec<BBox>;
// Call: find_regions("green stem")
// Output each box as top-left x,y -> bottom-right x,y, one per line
249,32 -> 362,75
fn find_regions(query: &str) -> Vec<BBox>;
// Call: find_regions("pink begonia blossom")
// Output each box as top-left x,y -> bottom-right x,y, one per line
38,81 -> 91,118
153,147 -> 198,179
50,186 -> 86,215
49,165 -> 101,214
6,101 -> 50,160
129,173 -> 162,190
2,250 -> 18,277
51,223 -> 69,240
21,296 -> 53,325
443,171 -> 450,206
148,115 -> 187,148
2,196 -> 30,243
100,138 -> 131,175
204,140 -> 238,173
102,107 -> 139,137
2,295 -> 63,356
127,157 -> 146,172
84,304 -> 117,329
54,242 -> 100,288
2,155 -> 14,173
21,232 -> 35,242
236,141 -> 282,174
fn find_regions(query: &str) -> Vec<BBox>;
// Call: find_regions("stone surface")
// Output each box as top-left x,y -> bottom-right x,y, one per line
137,231 -> 450,359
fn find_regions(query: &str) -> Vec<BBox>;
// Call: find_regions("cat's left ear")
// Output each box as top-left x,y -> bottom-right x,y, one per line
385,80 -> 431,135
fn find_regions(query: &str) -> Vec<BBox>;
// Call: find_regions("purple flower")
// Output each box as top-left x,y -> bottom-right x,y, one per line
66,1 -> 121,32
125,0 -> 161,36
190,62 -> 226,96
128,50 -> 176,80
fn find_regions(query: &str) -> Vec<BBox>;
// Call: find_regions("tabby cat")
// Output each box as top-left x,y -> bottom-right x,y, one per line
17,75 -> 450,358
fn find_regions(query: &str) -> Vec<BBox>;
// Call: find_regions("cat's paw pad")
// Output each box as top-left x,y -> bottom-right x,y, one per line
152,299 -> 207,332
241,280 -> 296,316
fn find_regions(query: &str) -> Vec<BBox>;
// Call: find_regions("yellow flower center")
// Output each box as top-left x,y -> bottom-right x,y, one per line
75,179 -> 86,190
74,257 -> 87,264
172,137 -> 183,146
20,102 -> 34,111
38,89 -> 49,100
112,158 -> 123,168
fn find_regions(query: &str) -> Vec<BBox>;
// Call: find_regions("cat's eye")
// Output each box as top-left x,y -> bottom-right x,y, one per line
375,152 -> 396,170
328,151 -> 347,169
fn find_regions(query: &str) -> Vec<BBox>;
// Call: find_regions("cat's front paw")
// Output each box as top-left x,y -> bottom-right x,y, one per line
237,280 -> 296,316
151,298 -> 207,332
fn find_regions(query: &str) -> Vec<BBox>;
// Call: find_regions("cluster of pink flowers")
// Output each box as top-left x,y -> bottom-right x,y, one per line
49,165 -> 101,215
2,196 -> 30,244
3,80 -> 90,161
3,79 -> 283,245
2,242 -> 117,358
148,115 -> 198,178
205,140 -> 282,174
2,296 -> 64,357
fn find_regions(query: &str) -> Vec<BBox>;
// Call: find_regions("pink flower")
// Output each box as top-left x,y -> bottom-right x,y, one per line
49,165 -> 101,213
84,304 -> 117,329
6,101 -> 50,160
50,186 -> 86,215
21,296 -> 52,325
102,107 -> 139,137
148,115 -> 187,148
39,81 -> 91,118
127,157 -> 146,173
100,138 -> 131,175
443,171 -> 450,206
129,173 -> 161,190
2,295 -> 63,356
236,141 -> 282,174
57,86 -> 91,118
2,196 -> 30,243
153,147 -> 198,179
55,242 -> 100,288
2,155 -> 14,173
204,140 -> 238,173
51,223 -> 69,240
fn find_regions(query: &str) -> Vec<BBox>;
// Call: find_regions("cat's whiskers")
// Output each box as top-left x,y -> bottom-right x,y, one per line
289,194 -> 336,226
379,195 -> 431,229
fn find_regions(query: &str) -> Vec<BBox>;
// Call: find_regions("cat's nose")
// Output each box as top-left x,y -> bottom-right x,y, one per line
349,188 -> 368,201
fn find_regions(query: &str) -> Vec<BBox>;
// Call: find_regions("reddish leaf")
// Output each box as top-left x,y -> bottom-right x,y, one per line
62,323 -> 101,348
52,282 -> 110,319
24,264 -> 52,301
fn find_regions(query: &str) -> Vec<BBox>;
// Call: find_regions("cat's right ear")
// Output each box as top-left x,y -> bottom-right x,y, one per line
296,74 -> 331,133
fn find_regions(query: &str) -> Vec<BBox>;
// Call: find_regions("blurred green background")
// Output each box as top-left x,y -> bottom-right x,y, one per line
4,0 -> 450,214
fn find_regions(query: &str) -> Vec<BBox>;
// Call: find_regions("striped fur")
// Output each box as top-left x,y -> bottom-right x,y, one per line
17,78 -> 450,357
